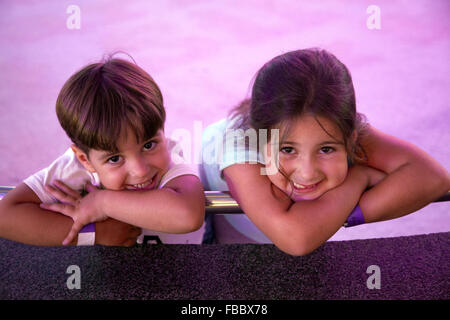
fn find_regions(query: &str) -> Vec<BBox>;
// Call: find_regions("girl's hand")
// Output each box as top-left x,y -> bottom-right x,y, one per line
347,164 -> 386,189
40,180 -> 107,245
365,166 -> 387,188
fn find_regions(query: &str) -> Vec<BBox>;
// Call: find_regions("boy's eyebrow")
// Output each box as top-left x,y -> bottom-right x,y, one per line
97,131 -> 162,160
98,150 -> 119,160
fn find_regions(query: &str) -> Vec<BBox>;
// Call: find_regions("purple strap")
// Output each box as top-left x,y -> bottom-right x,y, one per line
344,205 -> 365,227
79,223 -> 95,233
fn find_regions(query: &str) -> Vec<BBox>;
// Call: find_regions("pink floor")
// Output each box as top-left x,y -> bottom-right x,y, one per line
0,0 -> 448,240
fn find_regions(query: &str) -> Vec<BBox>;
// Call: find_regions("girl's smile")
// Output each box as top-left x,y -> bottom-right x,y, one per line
265,114 -> 350,201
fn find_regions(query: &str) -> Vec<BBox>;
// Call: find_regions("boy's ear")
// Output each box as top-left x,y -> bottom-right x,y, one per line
71,145 -> 96,173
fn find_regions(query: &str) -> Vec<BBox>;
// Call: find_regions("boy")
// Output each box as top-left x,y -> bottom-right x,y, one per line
0,57 -> 205,246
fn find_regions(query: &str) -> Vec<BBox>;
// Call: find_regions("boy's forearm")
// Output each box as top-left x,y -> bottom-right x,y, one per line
360,161 -> 450,223
0,202 -> 77,246
96,188 -> 200,233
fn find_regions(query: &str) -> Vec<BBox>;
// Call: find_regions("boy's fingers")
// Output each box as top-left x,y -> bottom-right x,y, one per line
44,185 -> 77,205
85,182 -> 97,193
54,180 -> 81,199
130,227 -> 142,238
40,202 -> 74,217
62,223 -> 83,246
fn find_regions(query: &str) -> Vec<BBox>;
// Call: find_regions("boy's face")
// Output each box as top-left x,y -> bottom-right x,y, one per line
73,127 -> 171,191
264,114 -> 349,201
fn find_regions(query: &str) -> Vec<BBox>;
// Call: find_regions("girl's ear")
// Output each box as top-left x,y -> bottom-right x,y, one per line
71,145 -> 96,173
351,130 -> 358,145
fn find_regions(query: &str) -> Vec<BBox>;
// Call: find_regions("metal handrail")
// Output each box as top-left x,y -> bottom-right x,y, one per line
1,186 -> 449,213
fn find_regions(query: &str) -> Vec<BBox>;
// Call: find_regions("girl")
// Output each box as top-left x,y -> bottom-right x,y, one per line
201,48 -> 449,255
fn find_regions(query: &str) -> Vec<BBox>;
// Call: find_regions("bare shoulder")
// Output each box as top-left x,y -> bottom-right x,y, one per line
360,125 -> 424,173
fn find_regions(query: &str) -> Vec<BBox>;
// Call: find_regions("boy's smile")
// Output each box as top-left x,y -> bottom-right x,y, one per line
264,114 -> 350,201
73,127 -> 171,191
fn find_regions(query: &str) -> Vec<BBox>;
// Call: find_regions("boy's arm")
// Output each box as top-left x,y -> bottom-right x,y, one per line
97,175 -> 205,232
224,164 -> 370,256
358,126 -> 450,223
0,183 -> 140,246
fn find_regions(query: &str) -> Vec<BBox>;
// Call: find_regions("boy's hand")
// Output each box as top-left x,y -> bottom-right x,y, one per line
40,180 -> 108,245
95,218 -> 142,246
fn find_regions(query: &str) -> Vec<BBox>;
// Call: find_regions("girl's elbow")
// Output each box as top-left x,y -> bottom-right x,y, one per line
181,205 -> 205,233
275,236 -> 315,257
432,169 -> 450,197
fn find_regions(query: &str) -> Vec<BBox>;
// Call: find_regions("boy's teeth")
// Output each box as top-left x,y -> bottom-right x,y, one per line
131,178 -> 153,189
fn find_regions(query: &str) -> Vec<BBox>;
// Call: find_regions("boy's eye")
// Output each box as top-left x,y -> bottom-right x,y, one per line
107,155 -> 121,164
280,146 -> 295,154
320,146 -> 335,154
143,141 -> 156,151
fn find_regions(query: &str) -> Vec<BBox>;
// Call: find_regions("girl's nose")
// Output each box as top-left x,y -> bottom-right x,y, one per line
293,156 -> 319,183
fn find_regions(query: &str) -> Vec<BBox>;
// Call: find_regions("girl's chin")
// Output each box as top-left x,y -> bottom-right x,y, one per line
290,194 -> 321,201
289,189 -> 326,201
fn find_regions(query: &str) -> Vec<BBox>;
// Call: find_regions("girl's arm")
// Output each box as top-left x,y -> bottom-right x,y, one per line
358,126 -> 450,223
0,183 -> 141,246
224,163 -> 371,256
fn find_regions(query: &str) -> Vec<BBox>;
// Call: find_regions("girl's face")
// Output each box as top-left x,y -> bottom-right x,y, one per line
264,114 -> 349,201
74,126 -> 171,191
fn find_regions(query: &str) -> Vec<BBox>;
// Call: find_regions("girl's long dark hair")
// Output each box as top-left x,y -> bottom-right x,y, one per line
230,48 -> 368,164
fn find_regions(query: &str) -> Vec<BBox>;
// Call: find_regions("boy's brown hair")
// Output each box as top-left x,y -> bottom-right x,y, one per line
56,56 -> 165,155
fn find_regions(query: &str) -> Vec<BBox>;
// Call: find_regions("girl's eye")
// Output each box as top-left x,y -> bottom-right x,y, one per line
280,146 -> 295,154
320,146 -> 335,154
107,155 -> 121,164
143,141 -> 156,151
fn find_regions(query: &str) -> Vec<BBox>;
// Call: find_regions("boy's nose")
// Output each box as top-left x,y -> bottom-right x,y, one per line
129,158 -> 150,178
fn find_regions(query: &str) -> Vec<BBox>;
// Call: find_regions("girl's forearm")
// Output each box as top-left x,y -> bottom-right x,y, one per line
360,161 -> 450,223
280,165 -> 369,255
96,188 -> 198,233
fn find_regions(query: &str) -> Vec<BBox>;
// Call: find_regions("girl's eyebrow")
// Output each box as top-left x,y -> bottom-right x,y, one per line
281,140 -> 344,146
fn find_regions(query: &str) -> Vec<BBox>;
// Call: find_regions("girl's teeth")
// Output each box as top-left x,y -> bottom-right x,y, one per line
293,182 -> 306,189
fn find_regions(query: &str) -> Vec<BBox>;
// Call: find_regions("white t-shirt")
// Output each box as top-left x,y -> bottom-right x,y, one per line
201,117 -> 272,244
24,141 -> 205,244
201,116 -> 265,191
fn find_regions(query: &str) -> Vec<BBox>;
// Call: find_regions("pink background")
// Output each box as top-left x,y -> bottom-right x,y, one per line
0,0 -> 448,240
